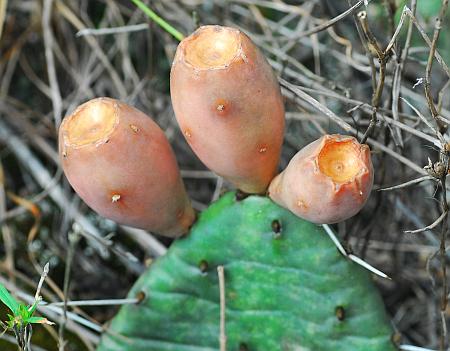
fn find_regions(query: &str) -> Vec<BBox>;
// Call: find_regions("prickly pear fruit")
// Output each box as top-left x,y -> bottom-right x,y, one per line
59,97 -> 195,237
97,192 -> 395,351
170,25 -> 285,194
269,134 -> 373,224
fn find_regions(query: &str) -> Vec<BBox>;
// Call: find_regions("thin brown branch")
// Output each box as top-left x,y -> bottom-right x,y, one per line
58,232 -> 79,351
400,97 -> 445,146
439,243 -> 449,348
379,175 -> 436,192
279,78 -> 353,132
42,0 -> 63,127
437,79 -> 450,114
295,0 -> 372,38
438,162 -> 449,350
394,6 -> 450,79
404,210 -> 448,234
357,11 -> 387,144
391,0 -> 417,147
356,11 -> 383,59
281,83 -> 427,174
424,0 -> 449,134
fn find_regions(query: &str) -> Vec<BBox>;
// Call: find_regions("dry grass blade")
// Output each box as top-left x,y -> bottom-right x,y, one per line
404,211 -> 448,234
0,0 -> 7,41
42,0 -> 62,127
379,176 -> 436,192
54,0 -> 127,98
295,0 -> 372,38
400,97 -> 445,146
6,191 -> 41,242
76,23 -> 149,37
279,78 -> 353,132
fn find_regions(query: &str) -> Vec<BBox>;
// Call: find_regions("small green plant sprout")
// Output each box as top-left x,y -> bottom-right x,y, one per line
130,0 -> 185,41
0,263 -> 54,351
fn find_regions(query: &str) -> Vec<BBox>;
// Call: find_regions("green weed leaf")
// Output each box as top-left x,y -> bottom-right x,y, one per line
130,0 -> 185,41
0,283 -> 20,315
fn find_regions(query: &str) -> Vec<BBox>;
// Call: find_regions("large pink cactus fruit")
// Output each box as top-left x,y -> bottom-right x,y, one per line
269,134 -> 374,224
170,25 -> 285,194
59,97 -> 195,237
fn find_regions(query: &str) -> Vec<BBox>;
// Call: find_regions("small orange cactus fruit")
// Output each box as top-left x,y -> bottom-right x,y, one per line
268,134 -> 374,224
170,25 -> 285,194
59,97 -> 195,237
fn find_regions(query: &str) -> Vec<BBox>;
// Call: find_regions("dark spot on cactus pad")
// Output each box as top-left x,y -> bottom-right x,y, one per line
198,260 -> 209,273
335,306 -> 345,321
239,342 -> 249,351
135,291 -> 146,304
235,190 -> 250,201
271,219 -> 281,234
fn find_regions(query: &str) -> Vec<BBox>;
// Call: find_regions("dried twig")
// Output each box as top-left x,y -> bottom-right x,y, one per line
46,298 -> 140,307
400,97 -> 445,146
55,0 -> 127,98
390,6 -> 450,79
295,0 -> 373,38
379,175 -> 436,192
34,262 -> 50,302
76,23 -> 149,37
404,210 -> 448,235
424,0 -> 449,134
391,0 -> 417,147
0,0 -> 7,41
279,78 -> 353,132
281,83 -> 427,175
357,11 -> 387,144
58,232 -> 79,351
437,174 -> 449,350
42,0 -> 63,128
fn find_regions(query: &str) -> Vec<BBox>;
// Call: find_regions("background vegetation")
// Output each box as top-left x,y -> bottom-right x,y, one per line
0,0 -> 450,350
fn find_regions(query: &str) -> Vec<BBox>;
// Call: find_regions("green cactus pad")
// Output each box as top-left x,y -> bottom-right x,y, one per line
98,192 -> 396,351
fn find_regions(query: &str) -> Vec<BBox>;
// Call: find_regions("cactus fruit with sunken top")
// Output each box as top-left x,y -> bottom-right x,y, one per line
58,25 -> 394,351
